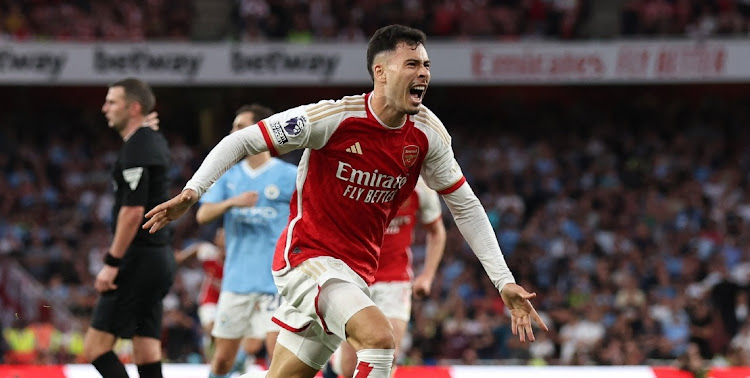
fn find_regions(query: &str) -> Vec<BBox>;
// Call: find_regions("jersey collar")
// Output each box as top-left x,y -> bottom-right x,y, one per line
241,158 -> 276,179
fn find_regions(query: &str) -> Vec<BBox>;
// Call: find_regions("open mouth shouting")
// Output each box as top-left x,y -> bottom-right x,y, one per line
409,84 -> 427,105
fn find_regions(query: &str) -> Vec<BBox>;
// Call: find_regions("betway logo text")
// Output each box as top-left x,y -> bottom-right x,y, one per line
335,161 -> 407,204
231,50 -> 339,79
0,48 -> 66,78
94,48 -> 203,77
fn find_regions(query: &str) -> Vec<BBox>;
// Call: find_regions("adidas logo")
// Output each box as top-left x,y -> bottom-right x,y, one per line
345,142 -> 363,154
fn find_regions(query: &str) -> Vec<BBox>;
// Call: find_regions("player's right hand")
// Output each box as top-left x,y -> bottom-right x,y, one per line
143,189 -> 199,233
231,191 -> 259,207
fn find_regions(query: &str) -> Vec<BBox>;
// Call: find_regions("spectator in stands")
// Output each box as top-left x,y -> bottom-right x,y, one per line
2,318 -> 35,364
8,0 -> 750,41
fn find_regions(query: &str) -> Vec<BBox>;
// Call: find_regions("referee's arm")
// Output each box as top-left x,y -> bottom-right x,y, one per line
109,206 -> 145,258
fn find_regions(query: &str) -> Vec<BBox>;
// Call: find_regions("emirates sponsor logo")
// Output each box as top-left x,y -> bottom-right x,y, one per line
335,161 -> 408,204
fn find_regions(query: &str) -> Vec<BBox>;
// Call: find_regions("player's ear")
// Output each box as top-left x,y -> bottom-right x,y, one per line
373,63 -> 386,84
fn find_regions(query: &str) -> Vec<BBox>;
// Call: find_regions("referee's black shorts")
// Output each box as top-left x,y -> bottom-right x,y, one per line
91,245 -> 176,339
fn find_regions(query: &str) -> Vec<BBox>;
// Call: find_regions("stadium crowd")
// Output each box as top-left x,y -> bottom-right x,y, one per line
2,86 -> 750,376
3,0 -> 750,41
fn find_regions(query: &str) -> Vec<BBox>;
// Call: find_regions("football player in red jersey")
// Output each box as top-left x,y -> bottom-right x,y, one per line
174,228 -> 224,353
327,177 -> 445,378
144,24 -> 547,378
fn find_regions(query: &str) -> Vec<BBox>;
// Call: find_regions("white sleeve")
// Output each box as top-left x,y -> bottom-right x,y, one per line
184,125 -> 267,196
415,107 -> 465,194
415,108 -> 515,292
258,101 -> 340,155
185,102 -> 340,197
415,177 -> 442,224
441,179 -> 516,293
196,242 -> 220,261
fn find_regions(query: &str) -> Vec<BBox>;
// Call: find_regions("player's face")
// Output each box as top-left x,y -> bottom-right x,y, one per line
383,42 -> 430,116
102,87 -> 131,131
231,112 -> 256,134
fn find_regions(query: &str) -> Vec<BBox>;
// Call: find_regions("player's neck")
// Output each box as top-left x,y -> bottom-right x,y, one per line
120,117 -> 145,141
370,91 -> 406,129
246,151 -> 271,169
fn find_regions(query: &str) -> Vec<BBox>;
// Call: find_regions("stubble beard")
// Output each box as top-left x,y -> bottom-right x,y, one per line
109,117 -> 127,132
406,107 -> 420,116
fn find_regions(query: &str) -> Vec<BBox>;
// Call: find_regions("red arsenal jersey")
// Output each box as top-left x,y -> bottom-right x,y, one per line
196,242 -> 222,305
187,92 -> 466,285
375,177 -> 441,283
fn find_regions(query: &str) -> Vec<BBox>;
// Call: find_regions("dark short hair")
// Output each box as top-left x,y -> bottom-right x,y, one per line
110,78 -> 155,115
236,103 -> 274,123
366,24 -> 427,82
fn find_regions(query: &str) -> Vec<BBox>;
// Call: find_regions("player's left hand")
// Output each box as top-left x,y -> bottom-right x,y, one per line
143,189 -> 199,233
144,111 -> 160,130
95,265 -> 119,293
412,273 -> 434,298
500,283 -> 548,343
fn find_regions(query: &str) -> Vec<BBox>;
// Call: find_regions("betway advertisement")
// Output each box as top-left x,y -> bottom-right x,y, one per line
0,364 -> 733,378
0,40 -> 748,85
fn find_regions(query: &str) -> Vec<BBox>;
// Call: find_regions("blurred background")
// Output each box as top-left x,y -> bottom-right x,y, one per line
3,0 -> 750,376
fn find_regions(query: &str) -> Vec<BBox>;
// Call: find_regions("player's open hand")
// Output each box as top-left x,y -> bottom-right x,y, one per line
500,283 -> 548,343
143,189 -> 199,233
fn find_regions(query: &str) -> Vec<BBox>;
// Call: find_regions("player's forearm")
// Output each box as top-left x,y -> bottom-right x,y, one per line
442,183 -> 515,293
421,220 -> 446,279
110,206 -> 145,258
185,126 -> 268,196
196,200 -> 233,224
175,243 -> 199,264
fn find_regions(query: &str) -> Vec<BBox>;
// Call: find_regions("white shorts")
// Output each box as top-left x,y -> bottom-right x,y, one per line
272,257 -> 376,368
211,291 -> 282,340
197,303 -> 217,328
370,281 -> 412,322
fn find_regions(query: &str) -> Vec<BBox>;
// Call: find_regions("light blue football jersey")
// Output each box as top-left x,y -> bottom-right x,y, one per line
200,158 -> 297,294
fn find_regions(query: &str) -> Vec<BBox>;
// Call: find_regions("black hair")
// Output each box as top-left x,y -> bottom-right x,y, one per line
366,24 -> 427,82
110,77 -> 155,115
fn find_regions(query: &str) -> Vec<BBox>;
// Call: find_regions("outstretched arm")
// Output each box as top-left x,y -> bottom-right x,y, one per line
441,183 -> 515,291
442,182 -> 548,342
185,125 -> 269,197
143,189 -> 199,233
174,242 -> 201,265
143,125 -> 269,233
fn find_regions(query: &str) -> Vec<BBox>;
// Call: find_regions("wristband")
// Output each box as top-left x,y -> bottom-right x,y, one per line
104,252 -> 122,267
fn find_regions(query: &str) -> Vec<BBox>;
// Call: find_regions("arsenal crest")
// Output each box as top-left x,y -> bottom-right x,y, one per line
402,145 -> 419,168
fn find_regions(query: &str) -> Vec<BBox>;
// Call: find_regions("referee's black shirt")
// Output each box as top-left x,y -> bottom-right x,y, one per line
111,127 -> 172,247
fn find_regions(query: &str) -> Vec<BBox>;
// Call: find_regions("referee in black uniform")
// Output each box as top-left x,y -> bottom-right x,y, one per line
83,78 -> 175,378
